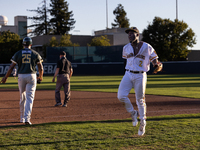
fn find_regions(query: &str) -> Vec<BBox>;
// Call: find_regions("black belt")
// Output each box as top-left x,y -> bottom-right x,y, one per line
126,69 -> 144,73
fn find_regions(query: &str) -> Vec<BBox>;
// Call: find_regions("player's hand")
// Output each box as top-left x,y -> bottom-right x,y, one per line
0,77 -> 7,84
37,76 -> 43,81
37,76 -> 43,84
153,62 -> 163,74
52,77 -> 55,82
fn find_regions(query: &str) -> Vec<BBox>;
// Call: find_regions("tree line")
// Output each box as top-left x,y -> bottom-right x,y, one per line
27,0 -> 75,36
0,1 -> 196,63
27,1 -> 129,36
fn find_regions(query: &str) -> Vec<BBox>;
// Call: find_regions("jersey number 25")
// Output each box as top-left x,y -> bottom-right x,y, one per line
22,54 -> 31,63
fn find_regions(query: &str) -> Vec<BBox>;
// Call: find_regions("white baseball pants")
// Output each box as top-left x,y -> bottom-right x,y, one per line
18,74 -> 37,122
117,71 -> 147,120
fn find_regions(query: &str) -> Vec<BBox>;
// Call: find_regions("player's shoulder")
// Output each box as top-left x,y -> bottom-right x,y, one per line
67,59 -> 72,64
16,49 -> 24,53
30,49 -> 39,55
123,43 -> 131,49
30,49 -> 43,58
13,49 -> 23,56
141,41 -> 153,49
141,41 -> 148,46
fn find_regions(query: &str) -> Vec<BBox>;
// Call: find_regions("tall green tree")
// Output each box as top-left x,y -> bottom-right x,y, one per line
42,34 -> 79,59
48,34 -> 79,47
27,0 -> 51,36
49,0 -> 76,35
60,34 -> 79,46
49,36 -> 59,47
0,31 -> 23,63
142,17 -> 196,61
112,4 -> 130,28
88,35 -> 111,46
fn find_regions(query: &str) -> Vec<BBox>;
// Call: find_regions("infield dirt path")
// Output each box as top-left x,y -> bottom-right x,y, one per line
0,90 -> 200,127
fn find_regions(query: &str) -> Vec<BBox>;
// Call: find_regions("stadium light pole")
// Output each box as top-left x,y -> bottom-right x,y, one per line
106,0 -> 108,29
176,0 -> 178,20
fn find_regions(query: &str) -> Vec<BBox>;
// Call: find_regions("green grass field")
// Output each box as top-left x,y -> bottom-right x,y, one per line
0,74 -> 200,149
1,74 -> 200,98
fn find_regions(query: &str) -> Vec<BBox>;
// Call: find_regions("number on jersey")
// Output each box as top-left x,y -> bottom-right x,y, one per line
22,54 -> 31,63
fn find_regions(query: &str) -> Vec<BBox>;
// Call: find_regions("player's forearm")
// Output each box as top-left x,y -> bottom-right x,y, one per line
37,63 -> 44,79
1,63 -> 16,83
38,69 -> 44,79
53,68 -> 60,78
5,69 -> 13,79
5,63 -> 16,78
152,59 -> 159,67
69,68 -> 73,78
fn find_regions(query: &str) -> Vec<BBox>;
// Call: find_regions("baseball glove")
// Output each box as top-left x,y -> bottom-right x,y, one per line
37,78 -> 41,84
153,62 -> 163,74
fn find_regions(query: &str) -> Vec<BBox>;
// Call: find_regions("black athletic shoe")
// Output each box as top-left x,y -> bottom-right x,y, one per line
54,102 -> 62,106
62,104 -> 67,107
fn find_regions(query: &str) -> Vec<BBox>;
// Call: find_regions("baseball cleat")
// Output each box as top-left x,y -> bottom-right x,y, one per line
131,110 -> 138,127
138,120 -> 146,136
25,121 -> 32,125
20,119 -> 25,123
62,104 -> 67,107
54,102 -> 62,106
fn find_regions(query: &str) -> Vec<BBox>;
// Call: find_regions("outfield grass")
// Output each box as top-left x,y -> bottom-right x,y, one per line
1,74 -> 200,98
0,74 -> 200,149
0,114 -> 199,150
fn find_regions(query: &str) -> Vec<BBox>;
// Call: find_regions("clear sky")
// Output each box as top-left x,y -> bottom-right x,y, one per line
1,0 -> 200,50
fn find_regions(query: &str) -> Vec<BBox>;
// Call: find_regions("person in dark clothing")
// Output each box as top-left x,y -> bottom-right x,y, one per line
52,51 -> 73,107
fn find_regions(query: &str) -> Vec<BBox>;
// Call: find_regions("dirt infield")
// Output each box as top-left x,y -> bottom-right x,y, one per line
0,90 -> 200,127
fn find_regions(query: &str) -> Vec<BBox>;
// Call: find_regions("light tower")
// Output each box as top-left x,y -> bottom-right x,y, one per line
176,0 -> 178,20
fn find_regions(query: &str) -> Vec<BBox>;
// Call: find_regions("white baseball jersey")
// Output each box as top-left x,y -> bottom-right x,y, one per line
122,42 -> 158,72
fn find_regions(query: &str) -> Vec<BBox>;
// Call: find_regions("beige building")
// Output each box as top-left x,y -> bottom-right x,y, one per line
31,28 -> 134,53
0,15 -> 27,38
31,28 -> 142,48
94,28 -> 143,45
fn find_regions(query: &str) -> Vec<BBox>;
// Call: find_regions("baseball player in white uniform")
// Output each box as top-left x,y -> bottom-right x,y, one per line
117,27 -> 162,136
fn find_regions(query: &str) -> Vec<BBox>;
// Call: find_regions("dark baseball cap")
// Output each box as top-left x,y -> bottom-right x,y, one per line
60,51 -> 66,56
125,27 -> 139,34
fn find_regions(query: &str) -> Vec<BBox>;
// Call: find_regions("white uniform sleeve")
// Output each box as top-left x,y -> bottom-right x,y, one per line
149,45 -> 158,62
122,44 -> 133,59
122,47 -> 127,59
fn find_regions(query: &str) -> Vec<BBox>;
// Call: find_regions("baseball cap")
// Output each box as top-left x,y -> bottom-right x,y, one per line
125,27 -> 139,34
60,51 -> 66,56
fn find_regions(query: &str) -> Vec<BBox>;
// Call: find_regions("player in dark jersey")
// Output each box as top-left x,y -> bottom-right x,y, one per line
0,37 -> 43,125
